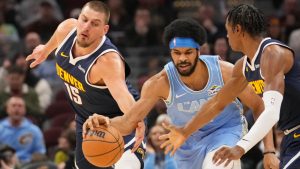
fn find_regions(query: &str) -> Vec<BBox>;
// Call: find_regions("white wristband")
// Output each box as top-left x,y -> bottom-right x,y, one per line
237,90 -> 283,153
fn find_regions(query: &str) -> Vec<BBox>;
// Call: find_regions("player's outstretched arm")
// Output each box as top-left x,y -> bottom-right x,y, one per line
159,59 -> 249,155
110,71 -> 168,136
213,45 -> 294,167
26,18 -> 77,68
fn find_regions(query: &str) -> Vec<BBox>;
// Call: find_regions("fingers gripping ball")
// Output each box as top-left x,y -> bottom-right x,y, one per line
82,125 -> 124,167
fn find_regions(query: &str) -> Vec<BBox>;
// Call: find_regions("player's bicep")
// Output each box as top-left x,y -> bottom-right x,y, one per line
55,19 -> 77,46
260,46 -> 292,94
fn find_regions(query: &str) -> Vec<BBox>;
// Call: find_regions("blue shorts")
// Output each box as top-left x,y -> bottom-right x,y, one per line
280,127 -> 300,169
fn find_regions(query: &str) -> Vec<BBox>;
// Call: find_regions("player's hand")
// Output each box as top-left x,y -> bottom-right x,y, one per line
212,145 -> 245,167
159,123 -> 187,156
25,44 -> 48,68
263,153 -> 279,169
131,121 -> 145,153
82,113 -> 110,138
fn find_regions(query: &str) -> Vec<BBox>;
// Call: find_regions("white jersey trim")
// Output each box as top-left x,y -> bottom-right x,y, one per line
85,49 -> 121,89
69,36 -> 107,65
246,37 -> 271,70
55,27 -> 76,56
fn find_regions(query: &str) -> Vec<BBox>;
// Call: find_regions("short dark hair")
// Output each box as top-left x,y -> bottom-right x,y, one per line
226,4 -> 267,37
82,1 -> 110,24
163,18 -> 207,47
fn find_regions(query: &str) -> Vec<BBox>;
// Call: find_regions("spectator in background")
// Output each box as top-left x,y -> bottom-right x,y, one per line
23,32 -> 41,55
0,96 -> 46,164
15,0 -> 63,29
54,129 -> 76,169
0,12 -> 20,59
267,16 -> 285,42
0,66 -> 41,118
195,3 -> 226,44
0,58 -> 11,92
277,0 -> 300,43
125,7 -> 160,47
212,36 -> 232,63
0,144 -> 20,169
288,28 -> 300,56
107,0 -> 131,47
25,1 -> 61,42
15,53 -> 53,112
144,124 -> 177,169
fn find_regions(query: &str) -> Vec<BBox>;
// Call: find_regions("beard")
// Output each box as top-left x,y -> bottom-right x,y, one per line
173,56 -> 198,76
76,39 -> 90,48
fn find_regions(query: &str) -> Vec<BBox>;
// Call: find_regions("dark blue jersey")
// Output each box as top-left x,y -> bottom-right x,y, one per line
55,28 -> 139,127
243,37 -> 300,130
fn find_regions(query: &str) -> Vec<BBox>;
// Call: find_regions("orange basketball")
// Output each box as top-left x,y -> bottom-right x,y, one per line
82,125 -> 124,167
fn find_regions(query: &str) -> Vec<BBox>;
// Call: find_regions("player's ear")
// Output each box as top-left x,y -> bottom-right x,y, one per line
103,24 -> 109,34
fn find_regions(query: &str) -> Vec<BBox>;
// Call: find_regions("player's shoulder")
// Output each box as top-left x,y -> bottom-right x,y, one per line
144,70 -> 169,90
96,51 -> 122,66
57,18 -> 77,36
141,70 -> 169,99
263,43 -> 293,58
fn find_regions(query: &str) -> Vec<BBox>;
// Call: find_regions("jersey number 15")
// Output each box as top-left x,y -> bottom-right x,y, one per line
65,82 -> 83,105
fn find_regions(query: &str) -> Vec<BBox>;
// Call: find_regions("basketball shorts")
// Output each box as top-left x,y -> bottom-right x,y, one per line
280,127 -> 300,169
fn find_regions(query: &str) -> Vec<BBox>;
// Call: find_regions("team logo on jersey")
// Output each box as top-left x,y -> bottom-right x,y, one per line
175,93 -> 186,98
249,79 -> 264,95
294,133 -> 300,139
56,63 -> 86,92
246,67 -> 249,72
136,147 -> 145,159
208,85 -> 221,96
78,64 -> 86,73
60,52 -> 69,58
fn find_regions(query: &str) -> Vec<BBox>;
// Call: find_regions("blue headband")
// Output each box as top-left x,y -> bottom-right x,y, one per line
169,37 -> 200,49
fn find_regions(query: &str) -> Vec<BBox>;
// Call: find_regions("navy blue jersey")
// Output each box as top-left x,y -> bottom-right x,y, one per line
243,37 -> 300,130
55,29 -> 145,169
55,28 -> 139,126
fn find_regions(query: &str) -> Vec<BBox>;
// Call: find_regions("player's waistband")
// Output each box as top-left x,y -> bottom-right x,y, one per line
284,124 -> 300,135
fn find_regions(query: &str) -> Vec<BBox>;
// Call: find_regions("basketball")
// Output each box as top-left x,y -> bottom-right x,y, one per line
82,125 -> 124,167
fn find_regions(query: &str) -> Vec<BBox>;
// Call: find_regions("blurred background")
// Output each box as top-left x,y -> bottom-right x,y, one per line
0,0 -> 299,169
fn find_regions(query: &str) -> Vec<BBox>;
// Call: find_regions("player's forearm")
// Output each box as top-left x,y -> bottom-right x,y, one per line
262,130 -> 276,152
237,91 -> 282,153
251,101 -> 276,152
44,18 -> 76,56
110,115 -> 137,136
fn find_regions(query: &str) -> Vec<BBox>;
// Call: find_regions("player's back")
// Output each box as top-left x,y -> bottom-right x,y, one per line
243,37 -> 300,130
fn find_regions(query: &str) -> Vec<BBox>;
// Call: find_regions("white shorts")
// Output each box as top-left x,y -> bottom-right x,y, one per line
202,146 -> 241,169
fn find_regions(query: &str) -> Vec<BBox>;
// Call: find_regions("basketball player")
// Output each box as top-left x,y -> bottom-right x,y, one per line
25,1 -> 145,169
84,18 -> 278,169
159,4 -> 300,169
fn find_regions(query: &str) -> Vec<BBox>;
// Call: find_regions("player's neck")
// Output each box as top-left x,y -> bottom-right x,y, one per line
73,38 -> 103,57
242,36 -> 264,60
180,61 -> 208,91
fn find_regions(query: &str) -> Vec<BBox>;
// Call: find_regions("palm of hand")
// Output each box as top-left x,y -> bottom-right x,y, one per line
159,123 -> 187,156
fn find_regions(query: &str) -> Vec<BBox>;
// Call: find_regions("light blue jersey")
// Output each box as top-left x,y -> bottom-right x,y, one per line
164,55 -> 245,168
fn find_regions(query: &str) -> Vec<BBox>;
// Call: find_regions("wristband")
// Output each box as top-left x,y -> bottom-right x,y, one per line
263,151 -> 276,155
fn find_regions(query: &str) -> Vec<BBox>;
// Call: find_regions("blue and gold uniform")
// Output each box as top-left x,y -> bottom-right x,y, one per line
243,37 -> 300,168
55,28 -> 144,169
